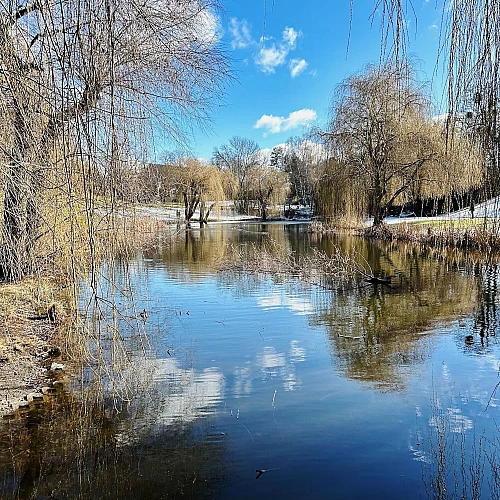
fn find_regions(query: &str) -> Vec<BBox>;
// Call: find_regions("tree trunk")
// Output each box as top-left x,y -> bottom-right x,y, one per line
372,173 -> 385,226
199,201 -> 214,226
372,202 -> 384,226
183,191 -> 200,227
260,200 -> 267,221
2,164 -> 28,281
1,105 -> 40,281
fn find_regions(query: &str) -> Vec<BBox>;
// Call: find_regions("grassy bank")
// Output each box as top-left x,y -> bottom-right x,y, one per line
364,218 -> 500,253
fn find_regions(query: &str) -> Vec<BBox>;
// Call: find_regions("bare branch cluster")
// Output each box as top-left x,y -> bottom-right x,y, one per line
0,0 -> 229,280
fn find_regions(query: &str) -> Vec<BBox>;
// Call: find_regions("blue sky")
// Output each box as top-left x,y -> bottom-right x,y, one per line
190,0 -> 446,161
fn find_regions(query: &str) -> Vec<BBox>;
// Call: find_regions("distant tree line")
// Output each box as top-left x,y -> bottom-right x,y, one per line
108,56 -> 485,229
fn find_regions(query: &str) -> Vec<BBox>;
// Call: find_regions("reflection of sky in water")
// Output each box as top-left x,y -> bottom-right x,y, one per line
152,358 -> 224,423
113,357 -> 224,445
232,340 -> 306,396
257,291 -> 314,316
82,226 -> 500,499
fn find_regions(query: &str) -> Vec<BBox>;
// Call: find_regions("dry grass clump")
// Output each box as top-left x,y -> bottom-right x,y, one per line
307,218 -> 363,234
219,239 -> 299,275
362,222 -> 500,253
0,278 -> 70,329
95,215 -> 176,257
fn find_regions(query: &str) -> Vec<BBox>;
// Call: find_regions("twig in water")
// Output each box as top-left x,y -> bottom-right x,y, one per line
241,423 -> 254,442
255,466 -> 284,479
485,380 -> 500,411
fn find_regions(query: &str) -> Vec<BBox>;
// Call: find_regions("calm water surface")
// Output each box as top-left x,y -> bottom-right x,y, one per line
1,222 -> 500,499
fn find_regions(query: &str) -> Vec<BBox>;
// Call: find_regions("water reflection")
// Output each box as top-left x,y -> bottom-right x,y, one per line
0,390 -> 227,499
257,292 -> 314,316
113,357 -> 225,443
3,223 -> 500,499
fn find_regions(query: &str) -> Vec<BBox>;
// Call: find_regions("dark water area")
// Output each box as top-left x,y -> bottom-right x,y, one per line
2,222 -> 500,499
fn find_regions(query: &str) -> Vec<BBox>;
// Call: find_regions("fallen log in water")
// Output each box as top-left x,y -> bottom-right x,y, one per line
364,275 -> 393,285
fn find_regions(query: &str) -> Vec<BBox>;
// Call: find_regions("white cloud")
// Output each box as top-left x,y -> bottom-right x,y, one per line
196,9 -> 220,46
255,45 -> 288,73
254,115 -> 284,134
229,21 -> 308,77
289,58 -> 308,78
229,18 -> 255,49
282,26 -> 300,48
284,109 -> 317,129
254,108 -> 317,134
255,25 -> 302,74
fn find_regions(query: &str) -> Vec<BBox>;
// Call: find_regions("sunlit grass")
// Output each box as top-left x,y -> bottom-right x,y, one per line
394,217 -> 498,230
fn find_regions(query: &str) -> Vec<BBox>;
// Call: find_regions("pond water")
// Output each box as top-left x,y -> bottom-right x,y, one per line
2,222 -> 500,499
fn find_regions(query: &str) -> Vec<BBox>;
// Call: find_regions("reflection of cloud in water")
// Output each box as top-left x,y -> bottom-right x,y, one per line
429,407 -> 474,433
284,368 -> 298,391
234,364 -> 252,398
256,342 -> 306,391
152,358 -> 224,424
113,357 -> 224,445
408,428 -> 430,463
408,444 -> 430,464
441,362 -> 450,382
258,346 -> 286,373
289,340 -> 306,362
257,293 -> 313,316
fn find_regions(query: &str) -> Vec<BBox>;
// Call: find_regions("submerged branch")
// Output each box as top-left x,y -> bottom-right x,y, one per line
216,237 -> 392,288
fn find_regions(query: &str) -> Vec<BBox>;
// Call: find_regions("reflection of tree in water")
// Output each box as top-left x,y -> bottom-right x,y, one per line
143,223 -> 298,283
187,226 -> 482,391
0,387 -> 227,499
310,242 -> 479,391
469,263 -> 499,350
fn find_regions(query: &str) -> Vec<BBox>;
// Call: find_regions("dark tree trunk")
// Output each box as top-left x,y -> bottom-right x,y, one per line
199,201 -> 214,226
1,105 -> 39,281
183,190 -> 200,227
372,173 -> 386,226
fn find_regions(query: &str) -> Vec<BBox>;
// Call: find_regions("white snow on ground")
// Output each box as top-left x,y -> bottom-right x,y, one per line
380,197 -> 500,226
109,203 -> 260,223
107,197 -> 500,226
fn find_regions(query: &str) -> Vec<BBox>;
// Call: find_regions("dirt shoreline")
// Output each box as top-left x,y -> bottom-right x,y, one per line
0,308 -> 66,419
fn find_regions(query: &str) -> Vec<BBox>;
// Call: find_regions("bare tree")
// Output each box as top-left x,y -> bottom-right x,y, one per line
0,0 -> 228,280
213,136 -> 263,213
244,167 -> 289,221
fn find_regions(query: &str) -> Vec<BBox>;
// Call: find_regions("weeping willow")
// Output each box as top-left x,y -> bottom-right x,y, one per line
0,0 -> 229,283
313,158 -> 369,226
376,1 -> 500,196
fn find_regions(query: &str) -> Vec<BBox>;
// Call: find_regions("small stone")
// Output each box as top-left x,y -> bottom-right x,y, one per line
27,393 -> 43,403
